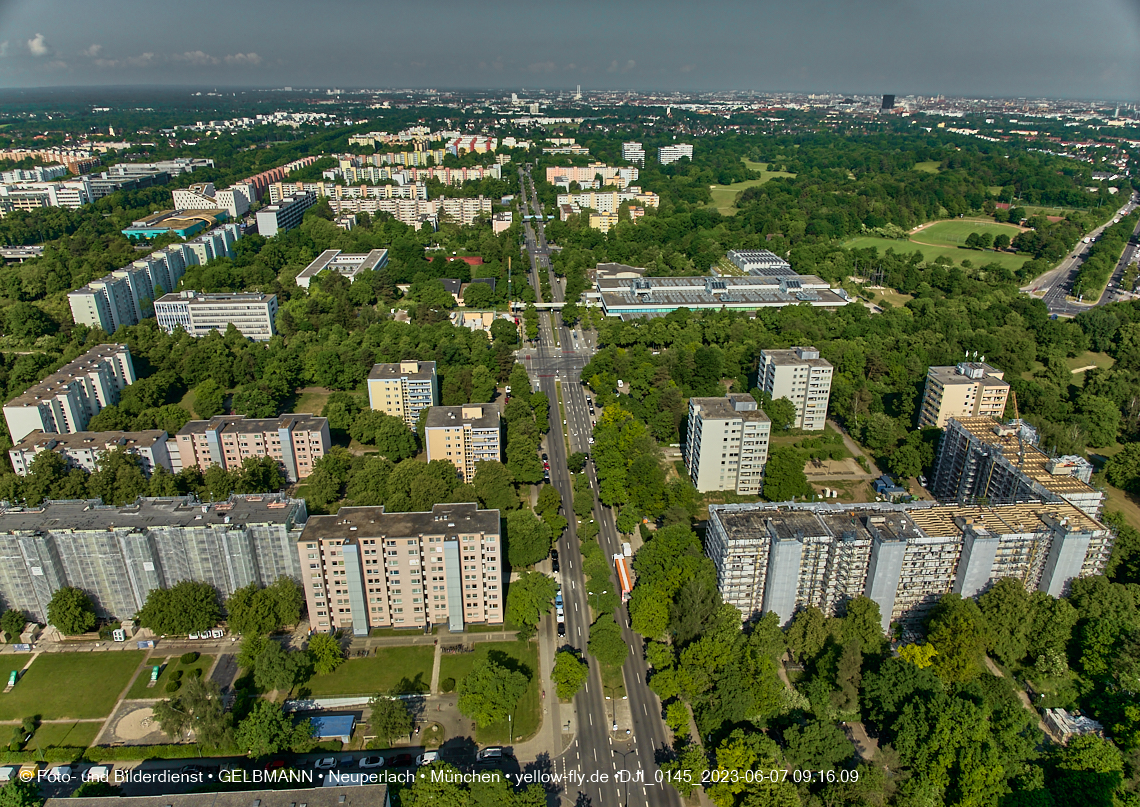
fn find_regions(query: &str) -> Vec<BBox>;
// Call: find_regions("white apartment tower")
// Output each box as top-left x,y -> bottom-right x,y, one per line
684,393 -> 772,494
758,346 -> 833,431
622,142 -> 646,166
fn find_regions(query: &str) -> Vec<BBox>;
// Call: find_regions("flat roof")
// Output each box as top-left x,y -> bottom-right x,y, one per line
760,346 -> 832,368
4,344 -> 129,409
927,363 -> 1009,386
711,499 -> 1107,542
11,429 -> 166,453
598,275 -> 847,315
156,291 -> 274,304
0,494 -> 306,533
950,417 -> 1099,496
690,395 -> 771,424
299,249 -> 388,280
178,414 -> 327,437
368,361 -> 437,381
300,502 -> 499,543
424,404 -> 499,431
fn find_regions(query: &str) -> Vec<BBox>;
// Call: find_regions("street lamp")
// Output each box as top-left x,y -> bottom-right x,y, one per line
613,747 -> 636,807
589,589 -> 608,613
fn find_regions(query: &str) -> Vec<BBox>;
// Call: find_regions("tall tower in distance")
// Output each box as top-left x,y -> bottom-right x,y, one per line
881,94 -> 896,111
575,84 -> 582,100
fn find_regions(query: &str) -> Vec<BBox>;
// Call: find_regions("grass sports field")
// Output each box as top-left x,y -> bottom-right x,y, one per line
914,161 -> 941,173
0,652 -> 144,721
843,236 -> 1030,273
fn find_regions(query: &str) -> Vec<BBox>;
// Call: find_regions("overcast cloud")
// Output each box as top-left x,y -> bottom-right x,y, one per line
0,0 -> 1138,100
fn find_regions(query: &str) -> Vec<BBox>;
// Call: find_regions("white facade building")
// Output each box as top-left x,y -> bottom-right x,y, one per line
155,291 -> 278,341
684,393 -> 772,494
758,346 -> 833,431
658,144 -> 694,164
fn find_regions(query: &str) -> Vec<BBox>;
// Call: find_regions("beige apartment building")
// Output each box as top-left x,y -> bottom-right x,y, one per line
298,502 -> 503,634
918,362 -> 1010,428
366,361 -> 439,429
424,405 -> 502,482
174,415 -> 330,482
758,346 -> 833,431
684,393 -> 772,494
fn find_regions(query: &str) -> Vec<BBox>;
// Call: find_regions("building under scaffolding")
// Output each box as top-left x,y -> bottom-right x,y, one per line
931,417 -> 1103,518
707,499 -> 1112,630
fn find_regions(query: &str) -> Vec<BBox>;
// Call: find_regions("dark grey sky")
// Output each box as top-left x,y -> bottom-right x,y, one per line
1,0 -> 1138,101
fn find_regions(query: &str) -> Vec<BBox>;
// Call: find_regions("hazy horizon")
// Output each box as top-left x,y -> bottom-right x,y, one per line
1,0 -> 1138,102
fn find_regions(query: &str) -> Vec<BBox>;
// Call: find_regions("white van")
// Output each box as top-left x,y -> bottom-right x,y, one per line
0,767 -> 15,783
475,747 -> 503,761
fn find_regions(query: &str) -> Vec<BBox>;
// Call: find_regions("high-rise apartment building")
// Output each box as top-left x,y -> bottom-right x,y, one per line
366,362 -> 439,429
9,429 -> 172,477
918,362 -> 1010,428
69,224 -> 241,334
684,393 -> 771,494
932,417 -> 1104,518
3,344 -> 136,444
255,191 -> 317,237
0,494 -> 308,622
707,499 -> 1113,631
174,415 -> 330,482
154,291 -> 278,341
622,142 -> 646,165
758,346 -> 833,431
658,144 -> 694,164
424,405 -> 502,482
298,502 -> 502,634
172,182 -> 252,219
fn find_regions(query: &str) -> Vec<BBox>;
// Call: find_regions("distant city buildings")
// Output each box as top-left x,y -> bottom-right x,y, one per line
300,502 -> 503,634
556,188 -> 659,219
707,499 -> 1113,630
174,415 -> 330,482
0,165 -> 67,183
69,225 -> 241,334
367,361 -> 439,429
256,191 -> 318,237
9,429 -> 171,477
758,346 -> 833,431
154,290 -> 278,341
268,181 -> 427,204
0,170 -> 169,215
622,142 -> 646,166
684,393 -> 772,494
297,249 -> 389,289
447,136 -> 498,156
424,405 -> 502,482
0,148 -> 100,174
658,144 -> 694,164
3,344 -> 136,444
492,211 -> 513,235
325,196 -> 492,230
918,362 -> 1011,429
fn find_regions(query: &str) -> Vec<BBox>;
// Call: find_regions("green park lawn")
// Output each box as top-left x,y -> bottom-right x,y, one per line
707,160 -> 797,215
913,161 -> 941,173
125,654 -> 214,700
912,219 -> 1024,248
303,646 -> 435,697
0,652 -> 144,720
27,721 -> 102,751
842,235 -> 1029,273
292,387 -> 334,416
439,641 -> 541,744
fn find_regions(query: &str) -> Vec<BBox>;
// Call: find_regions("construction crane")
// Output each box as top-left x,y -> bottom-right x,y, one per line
1010,389 -> 1025,467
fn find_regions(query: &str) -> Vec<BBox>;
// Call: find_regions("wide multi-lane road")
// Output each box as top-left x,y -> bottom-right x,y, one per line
518,165 -> 680,807
1026,191 -> 1139,316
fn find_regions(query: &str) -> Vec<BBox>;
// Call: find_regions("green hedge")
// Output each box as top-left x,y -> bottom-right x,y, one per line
85,743 -> 221,762
0,747 -> 86,764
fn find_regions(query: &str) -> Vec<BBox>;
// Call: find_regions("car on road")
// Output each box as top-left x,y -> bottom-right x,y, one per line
476,747 -> 504,761
555,592 -> 563,606
314,758 -> 338,770
416,752 -> 440,766
358,756 -> 385,769
551,549 -> 559,562
541,454 -> 548,461
589,437 -> 595,444
388,754 -> 414,767
44,766 -> 72,782
557,622 -> 566,637
552,557 -> 560,572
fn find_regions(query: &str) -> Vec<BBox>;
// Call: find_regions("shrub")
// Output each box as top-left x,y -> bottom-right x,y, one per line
170,669 -> 183,681
180,652 -> 199,665
165,681 -> 180,693
440,677 -> 456,693
188,668 -> 202,679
